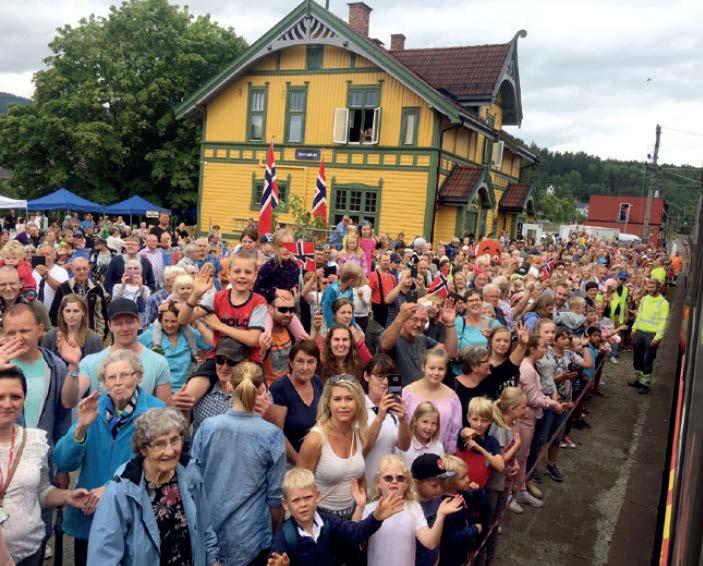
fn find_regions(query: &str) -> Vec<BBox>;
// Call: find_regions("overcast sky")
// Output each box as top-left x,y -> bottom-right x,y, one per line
1,0 -> 702,167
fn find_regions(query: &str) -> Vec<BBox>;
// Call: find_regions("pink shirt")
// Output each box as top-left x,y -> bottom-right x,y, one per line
519,358 -> 555,421
402,387 -> 462,454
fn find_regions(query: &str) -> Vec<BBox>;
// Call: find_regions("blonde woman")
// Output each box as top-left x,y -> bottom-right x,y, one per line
362,455 -> 463,566
298,375 -> 368,519
191,360 -> 286,565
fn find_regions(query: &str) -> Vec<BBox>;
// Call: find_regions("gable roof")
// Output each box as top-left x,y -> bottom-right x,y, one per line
175,0 -> 498,138
499,183 -> 535,213
438,165 -> 495,208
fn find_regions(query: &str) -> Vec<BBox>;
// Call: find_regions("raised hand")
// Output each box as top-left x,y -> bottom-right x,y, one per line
438,494 -> 464,517
350,478 -> 367,509
515,320 -> 529,345
56,332 -> 82,367
0,336 -> 25,369
439,298 -> 457,325
373,492 -> 405,520
192,266 -> 214,298
77,391 -> 100,429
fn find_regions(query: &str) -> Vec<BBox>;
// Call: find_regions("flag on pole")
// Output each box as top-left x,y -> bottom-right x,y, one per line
258,143 -> 279,238
428,273 -> 449,298
283,241 -> 316,272
312,159 -> 328,222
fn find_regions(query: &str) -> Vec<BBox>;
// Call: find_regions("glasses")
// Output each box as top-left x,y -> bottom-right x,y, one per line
479,358 -> 490,365
369,373 -> 389,382
276,306 -> 296,314
215,355 -> 238,367
149,435 -> 183,451
104,371 -> 137,384
328,374 -> 357,385
381,475 -> 407,484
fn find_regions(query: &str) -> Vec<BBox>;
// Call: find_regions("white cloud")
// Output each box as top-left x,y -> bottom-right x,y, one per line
1,0 -> 701,165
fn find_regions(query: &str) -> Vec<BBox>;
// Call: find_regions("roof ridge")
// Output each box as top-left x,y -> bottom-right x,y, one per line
391,43 -> 510,53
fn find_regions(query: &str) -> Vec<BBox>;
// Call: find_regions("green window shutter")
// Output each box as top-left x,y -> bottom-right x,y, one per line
306,45 -> 324,70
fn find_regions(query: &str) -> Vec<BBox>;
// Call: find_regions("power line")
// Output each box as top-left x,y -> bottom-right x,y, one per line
661,125 -> 703,138
659,169 -> 702,185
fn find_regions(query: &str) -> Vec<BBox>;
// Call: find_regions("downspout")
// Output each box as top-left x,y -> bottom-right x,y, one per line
429,120 -> 462,240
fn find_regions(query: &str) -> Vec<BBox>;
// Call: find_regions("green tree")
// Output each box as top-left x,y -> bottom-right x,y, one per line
0,0 -> 246,208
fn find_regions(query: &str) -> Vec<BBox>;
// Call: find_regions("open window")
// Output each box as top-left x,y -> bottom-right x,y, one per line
618,203 -> 631,222
491,140 -> 505,168
333,86 -> 381,144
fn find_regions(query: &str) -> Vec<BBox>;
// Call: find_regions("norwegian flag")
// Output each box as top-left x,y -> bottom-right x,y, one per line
541,258 -> 554,281
312,159 -> 328,222
258,143 -> 279,239
428,273 -> 449,298
283,241 -> 316,272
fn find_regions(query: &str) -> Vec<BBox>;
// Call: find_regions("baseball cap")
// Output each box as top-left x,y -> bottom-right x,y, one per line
390,252 -> 402,263
73,231 -> 85,239
515,265 -> 529,277
618,271 -> 628,280
215,338 -> 249,363
411,454 -> 456,481
108,298 -> 139,320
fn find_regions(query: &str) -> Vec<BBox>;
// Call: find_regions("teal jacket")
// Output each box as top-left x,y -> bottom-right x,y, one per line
88,458 -> 219,566
52,388 -> 164,539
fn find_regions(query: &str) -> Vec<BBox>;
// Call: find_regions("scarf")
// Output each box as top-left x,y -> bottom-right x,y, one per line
104,387 -> 139,438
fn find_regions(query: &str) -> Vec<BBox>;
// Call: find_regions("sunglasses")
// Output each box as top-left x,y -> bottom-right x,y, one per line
215,355 -> 238,367
327,374 -> 357,385
276,306 -> 296,314
381,475 -> 407,483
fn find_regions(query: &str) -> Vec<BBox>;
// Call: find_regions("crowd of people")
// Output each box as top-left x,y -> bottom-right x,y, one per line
0,209 -> 678,566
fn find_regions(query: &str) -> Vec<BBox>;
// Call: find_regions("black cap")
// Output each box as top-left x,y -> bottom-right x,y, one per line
108,298 -> 139,320
515,265 -> 529,277
73,231 -> 85,238
215,338 -> 249,363
411,453 -> 456,481
390,252 -> 402,263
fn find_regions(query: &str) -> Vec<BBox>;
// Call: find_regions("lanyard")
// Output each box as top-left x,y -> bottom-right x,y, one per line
0,426 -> 16,494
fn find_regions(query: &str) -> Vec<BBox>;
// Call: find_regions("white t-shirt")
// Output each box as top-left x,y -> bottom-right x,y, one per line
363,500 -> 427,566
33,264 -> 69,311
353,285 -> 372,317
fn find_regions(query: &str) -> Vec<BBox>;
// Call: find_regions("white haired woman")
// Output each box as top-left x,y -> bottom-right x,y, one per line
88,408 -> 220,566
53,349 -> 164,566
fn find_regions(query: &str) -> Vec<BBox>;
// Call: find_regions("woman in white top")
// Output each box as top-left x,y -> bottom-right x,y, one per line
299,375 -> 367,519
352,278 -> 372,332
362,354 -> 411,487
111,259 -> 151,328
0,362 -> 90,565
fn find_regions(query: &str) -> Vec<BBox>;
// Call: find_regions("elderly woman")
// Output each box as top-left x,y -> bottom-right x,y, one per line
88,408 -> 220,566
452,289 -> 500,375
53,350 -> 165,566
191,362 -> 285,566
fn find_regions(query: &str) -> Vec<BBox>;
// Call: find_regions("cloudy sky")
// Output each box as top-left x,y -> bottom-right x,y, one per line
1,0 -> 702,167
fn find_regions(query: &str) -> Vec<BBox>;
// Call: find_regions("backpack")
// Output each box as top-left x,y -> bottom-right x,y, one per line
280,518 -> 332,559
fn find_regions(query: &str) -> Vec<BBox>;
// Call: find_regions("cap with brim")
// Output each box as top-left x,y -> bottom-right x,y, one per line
515,265 -> 530,277
390,253 -> 402,263
215,338 -> 249,363
411,453 -> 456,481
108,298 -> 139,320
73,231 -> 85,238
618,271 -> 628,280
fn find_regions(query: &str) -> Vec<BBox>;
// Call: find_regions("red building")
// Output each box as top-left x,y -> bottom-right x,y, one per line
584,194 -> 668,247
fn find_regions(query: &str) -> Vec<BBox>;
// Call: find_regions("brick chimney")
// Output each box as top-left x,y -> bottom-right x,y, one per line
348,2 -> 372,37
390,34 -> 406,51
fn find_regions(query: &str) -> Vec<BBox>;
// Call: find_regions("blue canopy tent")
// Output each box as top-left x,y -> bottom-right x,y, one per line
27,188 -> 104,213
103,195 -> 171,228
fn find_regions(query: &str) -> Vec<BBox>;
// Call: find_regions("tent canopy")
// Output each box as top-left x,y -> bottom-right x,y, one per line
0,195 -> 27,209
27,188 -> 103,213
103,195 -> 170,215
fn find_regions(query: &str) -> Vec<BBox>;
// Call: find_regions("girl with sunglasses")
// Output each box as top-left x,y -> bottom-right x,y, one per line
362,455 -> 463,566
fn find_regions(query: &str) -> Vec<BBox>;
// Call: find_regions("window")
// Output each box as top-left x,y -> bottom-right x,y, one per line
251,177 -> 289,212
306,45 -> 323,70
400,107 -> 420,146
285,86 -> 307,143
247,86 -> 268,142
483,114 -> 496,165
331,184 -> 379,227
332,86 -> 381,144
618,203 -> 631,222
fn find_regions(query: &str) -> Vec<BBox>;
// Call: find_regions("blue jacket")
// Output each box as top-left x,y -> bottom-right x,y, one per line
52,388 -> 164,539
88,457 -> 219,566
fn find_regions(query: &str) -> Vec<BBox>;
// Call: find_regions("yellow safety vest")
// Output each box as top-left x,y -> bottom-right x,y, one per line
632,294 -> 669,342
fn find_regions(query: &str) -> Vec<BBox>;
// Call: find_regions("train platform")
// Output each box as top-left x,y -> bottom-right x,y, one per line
496,279 -> 684,565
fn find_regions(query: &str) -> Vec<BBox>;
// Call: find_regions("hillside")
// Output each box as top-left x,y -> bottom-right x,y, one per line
0,92 -> 31,114
523,144 -> 702,232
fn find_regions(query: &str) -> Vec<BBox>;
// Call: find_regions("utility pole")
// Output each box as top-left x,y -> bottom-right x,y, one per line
642,124 -> 661,243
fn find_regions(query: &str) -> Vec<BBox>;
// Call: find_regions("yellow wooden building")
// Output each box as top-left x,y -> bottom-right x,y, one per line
176,0 -> 538,242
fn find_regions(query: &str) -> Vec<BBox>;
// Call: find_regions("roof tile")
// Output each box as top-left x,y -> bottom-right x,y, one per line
439,166 -> 484,201
499,183 -> 532,213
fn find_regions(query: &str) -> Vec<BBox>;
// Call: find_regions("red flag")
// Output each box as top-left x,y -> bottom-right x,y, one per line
283,241 -> 316,272
258,143 -> 279,238
312,159 -> 328,222
429,273 -> 449,298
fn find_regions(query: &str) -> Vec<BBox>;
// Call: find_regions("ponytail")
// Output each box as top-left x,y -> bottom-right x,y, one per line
493,386 -> 527,429
231,361 -> 264,413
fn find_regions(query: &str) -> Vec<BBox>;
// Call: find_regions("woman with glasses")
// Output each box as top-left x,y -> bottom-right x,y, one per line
269,340 -> 324,466
191,361 -> 285,566
298,374 -> 368,520
53,349 -> 165,566
88,408 -> 220,566
362,354 -> 411,486
451,289 -> 500,376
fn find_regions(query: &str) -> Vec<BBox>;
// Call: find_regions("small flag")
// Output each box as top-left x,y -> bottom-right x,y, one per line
312,159 -> 328,222
258,143 -> 279,239
428,273 -> 449,298
283,241 -> 316,272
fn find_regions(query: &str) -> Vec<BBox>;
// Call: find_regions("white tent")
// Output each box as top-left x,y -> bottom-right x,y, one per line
0,195 -> 27,209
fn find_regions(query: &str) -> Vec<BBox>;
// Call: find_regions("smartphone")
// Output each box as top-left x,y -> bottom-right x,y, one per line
388,374 -> 403,402
410,265 -> 418,279
31,256 -> 46,269
406,290 -> 418,304
323,264 -> 337,278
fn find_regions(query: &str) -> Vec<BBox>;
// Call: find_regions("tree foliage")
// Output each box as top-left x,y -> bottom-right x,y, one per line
0,93 -> 31,115
0,0 -> 246,209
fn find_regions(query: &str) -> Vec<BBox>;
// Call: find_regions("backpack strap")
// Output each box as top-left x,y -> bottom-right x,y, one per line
281,519 -> 298,557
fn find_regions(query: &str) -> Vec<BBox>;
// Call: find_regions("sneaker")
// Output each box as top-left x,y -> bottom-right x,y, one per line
530,469 -> 543,483
516,490 -> 544,508
498,526 -> 503,534
546,463 -> 564,483
638,386 -> 650,395
610,356 -> 618,364
562,435 -> 576,448
44,546 -> 52,561
560,440 -> 570,449
527,480 -> 543,499
508,498 -> 524,514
